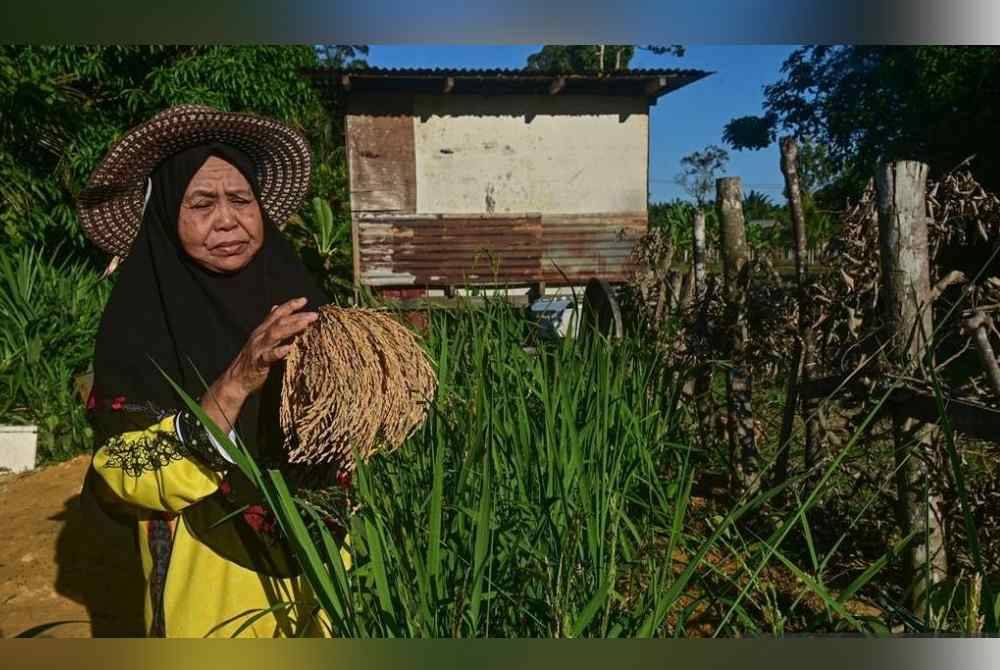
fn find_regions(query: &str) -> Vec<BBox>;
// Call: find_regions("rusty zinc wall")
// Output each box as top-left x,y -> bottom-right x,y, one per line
346,93 -> 649,288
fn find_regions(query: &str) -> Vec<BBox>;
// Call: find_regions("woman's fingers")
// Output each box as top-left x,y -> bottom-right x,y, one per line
233,298 -> 315,392
266,311 -> 318,345
261,344 -> 292,365
260,296 -> 309,330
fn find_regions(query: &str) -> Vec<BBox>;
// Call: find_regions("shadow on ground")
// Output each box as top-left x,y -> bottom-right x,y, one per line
51,469 -> 146,637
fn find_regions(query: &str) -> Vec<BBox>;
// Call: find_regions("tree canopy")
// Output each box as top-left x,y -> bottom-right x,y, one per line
723,46 -> 1000,193
524,45 -> 685,73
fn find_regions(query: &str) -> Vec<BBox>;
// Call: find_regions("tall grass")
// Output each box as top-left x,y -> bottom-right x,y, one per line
171,298 -> 995,637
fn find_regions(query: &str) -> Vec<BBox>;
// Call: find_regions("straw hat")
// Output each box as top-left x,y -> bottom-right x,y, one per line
77,104 -> 312,259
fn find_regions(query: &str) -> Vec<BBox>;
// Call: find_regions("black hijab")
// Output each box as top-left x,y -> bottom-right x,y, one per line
88,143 -> 328,577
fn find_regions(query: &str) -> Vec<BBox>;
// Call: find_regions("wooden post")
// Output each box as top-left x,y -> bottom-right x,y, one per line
693,209 -> 708,303
668,271 -> 685,313
685,208 -> 715,453
652,241 -> 675,326
775,137 -> 820,486
876,160 -> 946,617
717,177 -> 757,494
679,267 -> 695,311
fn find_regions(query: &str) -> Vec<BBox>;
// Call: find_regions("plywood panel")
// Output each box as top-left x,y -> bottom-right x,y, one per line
347,113 -> 417,212
412,95 -> 648,216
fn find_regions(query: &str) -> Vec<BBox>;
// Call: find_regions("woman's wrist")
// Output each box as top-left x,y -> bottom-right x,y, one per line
201,368 -> 248,432
218,367 -> 250,404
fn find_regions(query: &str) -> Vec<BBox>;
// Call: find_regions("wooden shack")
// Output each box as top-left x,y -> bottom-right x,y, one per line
304,67 -> 710,302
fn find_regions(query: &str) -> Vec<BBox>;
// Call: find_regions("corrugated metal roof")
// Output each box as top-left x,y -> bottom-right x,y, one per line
302,66 -> 711,100
306,66 -> 712,78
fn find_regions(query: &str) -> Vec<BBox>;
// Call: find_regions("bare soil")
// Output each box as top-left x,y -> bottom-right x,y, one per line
0,456 -> 145,638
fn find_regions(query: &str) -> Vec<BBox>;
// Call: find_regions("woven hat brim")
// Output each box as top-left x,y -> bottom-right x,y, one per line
77,105 -> 312,258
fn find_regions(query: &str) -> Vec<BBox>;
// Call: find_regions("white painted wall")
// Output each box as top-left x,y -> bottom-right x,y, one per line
412,95 -> 648,215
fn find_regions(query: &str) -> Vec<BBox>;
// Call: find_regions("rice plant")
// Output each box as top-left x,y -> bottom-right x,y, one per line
171,297 -> 996,637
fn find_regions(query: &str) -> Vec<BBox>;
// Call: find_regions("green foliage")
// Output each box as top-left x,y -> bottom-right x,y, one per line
0,246 -> 109,462
175,301 -> 769,637
309,197 -> 346,257
742,191 -> 787,250
648,199 -> 719,249
0,45 -> 364,269
281,197 -> 355,302
795,138 -> 837,195
723,114 -> 778,151
524,44 -> 684,74
723,46 -> 1000,191
742,190 -> 778,221
649,189 -> 835,255
526,45 -> 637,73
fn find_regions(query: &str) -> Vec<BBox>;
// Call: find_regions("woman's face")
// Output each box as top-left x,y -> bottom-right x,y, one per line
177,156 -> 264,273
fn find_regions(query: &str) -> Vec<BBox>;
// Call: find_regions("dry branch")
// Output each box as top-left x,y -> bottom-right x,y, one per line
962,311 -> 1000,398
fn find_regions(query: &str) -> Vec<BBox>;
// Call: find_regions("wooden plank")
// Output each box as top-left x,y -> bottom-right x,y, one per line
347,112 -> 417,212
798,377 -> 1000,444
644,76 -> 668,96
389,295 -> 534,310
894,392 -> 1000,444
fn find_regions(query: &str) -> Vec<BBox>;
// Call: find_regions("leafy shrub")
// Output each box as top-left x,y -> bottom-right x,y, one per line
0,247 -> 108,462
648,199 -> 719,249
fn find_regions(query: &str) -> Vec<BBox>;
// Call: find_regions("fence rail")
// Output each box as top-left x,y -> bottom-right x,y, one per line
679,247 -> 822,265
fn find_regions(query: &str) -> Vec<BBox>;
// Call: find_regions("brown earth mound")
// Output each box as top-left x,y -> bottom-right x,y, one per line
0,456 -> 145,638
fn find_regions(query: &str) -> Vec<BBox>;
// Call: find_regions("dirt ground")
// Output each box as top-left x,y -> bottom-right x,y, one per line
0,456 -> 145,638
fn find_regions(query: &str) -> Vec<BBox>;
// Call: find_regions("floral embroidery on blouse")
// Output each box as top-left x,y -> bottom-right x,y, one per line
100,430 -> 188,478
98,407 -> 230,477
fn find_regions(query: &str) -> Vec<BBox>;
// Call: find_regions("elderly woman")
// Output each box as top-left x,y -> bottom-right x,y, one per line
77,105 -> 340,637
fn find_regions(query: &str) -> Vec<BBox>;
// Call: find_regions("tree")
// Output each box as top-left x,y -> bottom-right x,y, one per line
675,145 -> 729,206
315,45 -> 369,66
742,190 -> 778,221
525,44 -> 684,73
723,113 -> 777,151
722,46 -> 1000,191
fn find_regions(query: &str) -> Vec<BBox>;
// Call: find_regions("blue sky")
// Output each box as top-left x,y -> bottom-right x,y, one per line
365,45 -> 800,203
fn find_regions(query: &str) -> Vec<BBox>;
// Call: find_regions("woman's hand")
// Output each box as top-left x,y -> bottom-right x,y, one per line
226,296 -> 319,396
201,297 -> 318,432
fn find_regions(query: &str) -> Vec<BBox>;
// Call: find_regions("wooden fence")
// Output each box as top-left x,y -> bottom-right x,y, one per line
679,247 -> 822,265
692,146 -> 999,618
